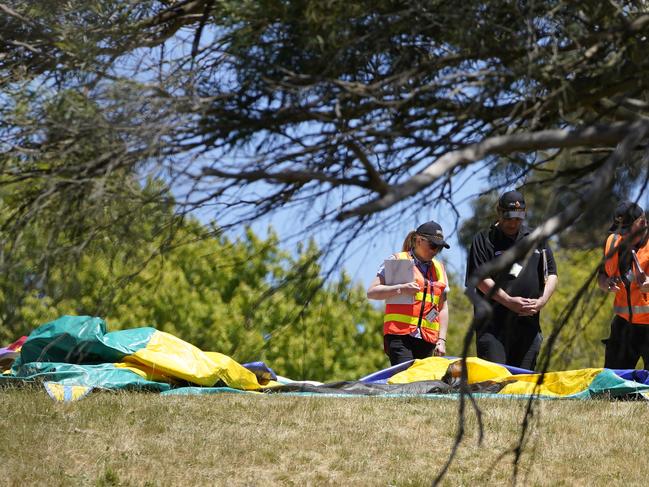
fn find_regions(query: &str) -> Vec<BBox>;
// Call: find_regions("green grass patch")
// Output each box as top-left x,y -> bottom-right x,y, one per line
0,389 -> 645,485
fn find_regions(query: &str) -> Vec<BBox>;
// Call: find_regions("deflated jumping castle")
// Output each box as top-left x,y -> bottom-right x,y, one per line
2,315 -> 649,402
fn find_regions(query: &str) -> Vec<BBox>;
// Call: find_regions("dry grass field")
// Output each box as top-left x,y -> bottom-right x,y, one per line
0,388 -> 646,486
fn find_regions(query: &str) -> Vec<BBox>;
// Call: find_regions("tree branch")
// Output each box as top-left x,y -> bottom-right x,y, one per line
201,166 -> 368,188
339,121 -> 649,220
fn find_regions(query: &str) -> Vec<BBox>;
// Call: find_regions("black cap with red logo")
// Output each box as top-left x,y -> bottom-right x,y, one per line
498,190 -> 526,219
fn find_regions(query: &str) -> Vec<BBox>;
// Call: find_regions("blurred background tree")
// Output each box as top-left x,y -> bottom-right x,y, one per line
2,0 -> 649,377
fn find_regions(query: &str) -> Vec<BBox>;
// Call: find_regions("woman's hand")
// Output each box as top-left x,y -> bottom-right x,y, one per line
433,339 -> 446,356
367,277 -> 420,301
397,281 -> 420,296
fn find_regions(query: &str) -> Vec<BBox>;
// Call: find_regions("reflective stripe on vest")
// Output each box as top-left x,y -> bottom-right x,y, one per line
383,251 -> 447,343
383,313 -> 440,331
414,292 -> 438,305
604,233 -> 649,324
614,306 -> 649,315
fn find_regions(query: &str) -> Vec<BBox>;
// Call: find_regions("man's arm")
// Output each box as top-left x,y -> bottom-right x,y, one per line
477,278 -> 535,314
537,274 -> 558,307
468,232 -> 534,314
526,244 -> 559,313
518,273 -> 558,316
597,238 -> 623,292
598,268 -> 621,292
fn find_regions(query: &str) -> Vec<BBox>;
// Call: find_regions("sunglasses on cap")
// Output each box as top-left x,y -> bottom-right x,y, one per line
420,237 -> 444,251
500,210 -> 526,220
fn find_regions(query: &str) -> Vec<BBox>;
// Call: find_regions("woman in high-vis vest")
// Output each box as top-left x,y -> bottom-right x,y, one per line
367,221 -> 450,366
598,201 -> 649,369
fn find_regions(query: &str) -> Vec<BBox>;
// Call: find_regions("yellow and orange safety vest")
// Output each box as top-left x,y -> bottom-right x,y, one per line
604,233 -> 649,324
383,251 -> 447,343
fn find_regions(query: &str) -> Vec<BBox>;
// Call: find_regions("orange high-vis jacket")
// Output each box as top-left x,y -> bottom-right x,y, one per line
604,233 -> 649,324
383,251 -> 447,343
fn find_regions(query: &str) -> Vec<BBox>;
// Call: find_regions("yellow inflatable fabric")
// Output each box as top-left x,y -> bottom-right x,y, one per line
120,331 -> 269,389
44,382 -> 93,402
388,357 -> 512,385
114,361 -> 182,384
204,351 -> 281,390
387,356 -> 605,397
497,368 -> 604,397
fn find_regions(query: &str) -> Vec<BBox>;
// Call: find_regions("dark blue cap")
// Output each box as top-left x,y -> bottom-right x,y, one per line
416,221 -> 450,249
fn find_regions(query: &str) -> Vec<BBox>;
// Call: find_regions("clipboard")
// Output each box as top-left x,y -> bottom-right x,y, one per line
384,259 -> 415,305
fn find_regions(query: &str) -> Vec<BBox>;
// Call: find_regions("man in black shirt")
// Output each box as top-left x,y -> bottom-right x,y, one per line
465,190 -> 558,370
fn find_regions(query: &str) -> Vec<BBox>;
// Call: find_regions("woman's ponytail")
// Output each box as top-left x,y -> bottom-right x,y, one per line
401,231 -> 417,252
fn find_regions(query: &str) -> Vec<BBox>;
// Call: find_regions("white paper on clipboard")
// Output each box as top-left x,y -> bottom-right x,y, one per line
384,259 -> 415,305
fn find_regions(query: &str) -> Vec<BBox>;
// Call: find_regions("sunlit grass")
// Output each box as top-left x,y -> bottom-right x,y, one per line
1,388 -> 645,486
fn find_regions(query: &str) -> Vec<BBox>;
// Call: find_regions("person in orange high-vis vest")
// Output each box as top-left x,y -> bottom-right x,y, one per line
598,201 -> 649,369
367,221 -> 450,366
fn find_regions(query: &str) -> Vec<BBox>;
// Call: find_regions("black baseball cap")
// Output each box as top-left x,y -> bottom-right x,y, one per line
498,190 -> 526,219
416,221 -> 450,249
609,201 -> 645,233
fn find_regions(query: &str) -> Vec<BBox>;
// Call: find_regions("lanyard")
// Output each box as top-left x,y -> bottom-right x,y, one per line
416,278 -> 428,331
